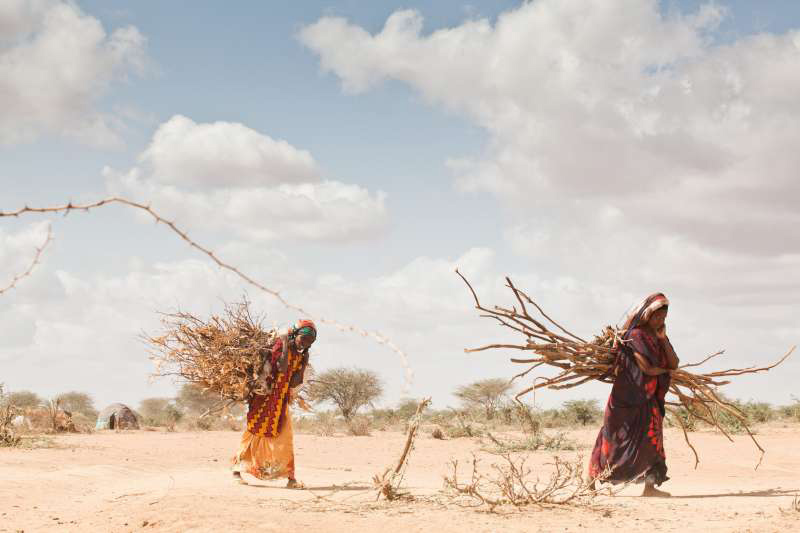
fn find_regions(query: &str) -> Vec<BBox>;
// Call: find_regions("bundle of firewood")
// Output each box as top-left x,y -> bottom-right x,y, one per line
457,271 -> 794,467
146,299 -> 279,402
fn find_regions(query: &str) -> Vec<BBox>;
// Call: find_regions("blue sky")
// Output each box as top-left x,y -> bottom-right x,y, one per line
1,0 -> 799,411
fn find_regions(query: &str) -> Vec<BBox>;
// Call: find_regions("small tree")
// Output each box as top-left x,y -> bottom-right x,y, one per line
7,390 -> 43,410
139,397 -> 182,427
562,399 -> 601,426
176,383 -> 222,416
454,378 -> 512,419
56,391 -> 98,419
307,367 -> 383,421
396,398 -> 423,420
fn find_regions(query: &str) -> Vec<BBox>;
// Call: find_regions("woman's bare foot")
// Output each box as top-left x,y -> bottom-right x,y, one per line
232,471 -> 247,485
642,484 -> 671,497
286,478 -> 305,489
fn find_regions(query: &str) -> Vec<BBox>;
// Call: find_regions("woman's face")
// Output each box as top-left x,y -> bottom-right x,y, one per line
295,333 -> 314,351
648,307 -> 668,330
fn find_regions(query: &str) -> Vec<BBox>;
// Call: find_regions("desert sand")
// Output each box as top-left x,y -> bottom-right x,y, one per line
2,425 -> 798,532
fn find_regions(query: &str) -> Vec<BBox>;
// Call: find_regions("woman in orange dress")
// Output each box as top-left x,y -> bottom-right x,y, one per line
232,320 -> 315,488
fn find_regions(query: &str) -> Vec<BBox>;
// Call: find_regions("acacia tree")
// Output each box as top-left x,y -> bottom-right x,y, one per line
56,391 -> 97,419
307,367 -> 383,421
455,378 -> 512,419
562,399 -> 600,426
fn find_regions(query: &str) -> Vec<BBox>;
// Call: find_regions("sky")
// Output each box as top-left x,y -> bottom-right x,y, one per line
1,0 -> 798,412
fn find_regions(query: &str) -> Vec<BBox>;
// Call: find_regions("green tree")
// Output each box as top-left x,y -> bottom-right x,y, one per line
562,399 -> 601,426
454,378 -> 512,419
307,368 -> 383,421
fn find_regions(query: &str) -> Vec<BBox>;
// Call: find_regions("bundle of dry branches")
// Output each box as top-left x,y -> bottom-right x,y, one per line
443,452 -> 606,511
457,270 -> 795,467
146,299 -> 279,402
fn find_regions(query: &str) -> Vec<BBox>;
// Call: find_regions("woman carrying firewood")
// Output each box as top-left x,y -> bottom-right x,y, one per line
232,320 -> 316,488
589,293 -> 679,497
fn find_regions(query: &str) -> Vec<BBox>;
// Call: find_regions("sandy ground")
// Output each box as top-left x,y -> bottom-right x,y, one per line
2,424 -> 799,532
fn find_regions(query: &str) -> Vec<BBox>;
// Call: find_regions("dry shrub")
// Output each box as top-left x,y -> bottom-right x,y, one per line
1,404 -> 21,447
443,411 -> 486,439
309,411 -> 338,436
431,427 -> 445,440
347,415 -> 372,436
485,431 -> 578,453
443,452 -> 605,511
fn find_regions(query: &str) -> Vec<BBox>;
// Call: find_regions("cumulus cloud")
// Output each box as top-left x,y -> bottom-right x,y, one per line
300,0 -> 800,256
105,115 -> 388,242
0,0 -> 147,146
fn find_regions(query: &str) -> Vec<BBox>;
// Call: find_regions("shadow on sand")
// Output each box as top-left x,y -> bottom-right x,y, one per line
672,488 -> 799,499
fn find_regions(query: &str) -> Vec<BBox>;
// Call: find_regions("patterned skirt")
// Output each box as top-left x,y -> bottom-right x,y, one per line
232,410 -> 295,480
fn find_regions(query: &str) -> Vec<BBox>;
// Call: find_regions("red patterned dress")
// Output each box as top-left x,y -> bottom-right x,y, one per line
232,336 -> 308,480
589,327 -> 671,485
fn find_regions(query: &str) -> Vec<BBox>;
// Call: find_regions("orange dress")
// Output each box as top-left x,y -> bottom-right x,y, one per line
232,337 -> 306,480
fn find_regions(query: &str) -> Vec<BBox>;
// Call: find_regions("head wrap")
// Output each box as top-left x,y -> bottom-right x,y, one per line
619,293 -> 669,335
293,319 -> 317,342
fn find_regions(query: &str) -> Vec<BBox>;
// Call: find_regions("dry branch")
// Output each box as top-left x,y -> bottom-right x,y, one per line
0,224 -> 52,296
0,198 -> 412,388
457,270 -> 794,468
373,397 -> 432,501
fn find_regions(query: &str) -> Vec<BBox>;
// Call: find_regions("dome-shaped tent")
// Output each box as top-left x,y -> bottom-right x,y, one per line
95,403 -> 139,430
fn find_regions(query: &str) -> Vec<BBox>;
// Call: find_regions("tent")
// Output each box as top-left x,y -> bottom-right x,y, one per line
95,403 -> 139,430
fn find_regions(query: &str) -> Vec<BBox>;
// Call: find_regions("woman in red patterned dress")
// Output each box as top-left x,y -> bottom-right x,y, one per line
589,294 -> 679,497
232,320 -> 315,488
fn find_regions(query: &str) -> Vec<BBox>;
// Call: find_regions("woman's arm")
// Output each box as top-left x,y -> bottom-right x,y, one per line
633,351 -> 670,376
656,326 -> 679,370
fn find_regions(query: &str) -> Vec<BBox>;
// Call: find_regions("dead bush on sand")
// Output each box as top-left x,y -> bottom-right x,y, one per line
484,431 -> 578,453
443,452 -> 607,511
347,415 -> 372,436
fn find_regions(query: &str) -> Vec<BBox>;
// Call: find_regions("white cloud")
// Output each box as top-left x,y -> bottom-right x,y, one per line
298,1 -> 800,404
300,0 -> 800,256
0,0 -> 147,146
139,115 -> 319,187
105,115 -> 388,242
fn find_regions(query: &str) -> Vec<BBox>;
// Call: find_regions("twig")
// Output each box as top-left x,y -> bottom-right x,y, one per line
0,224 -> 52,296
